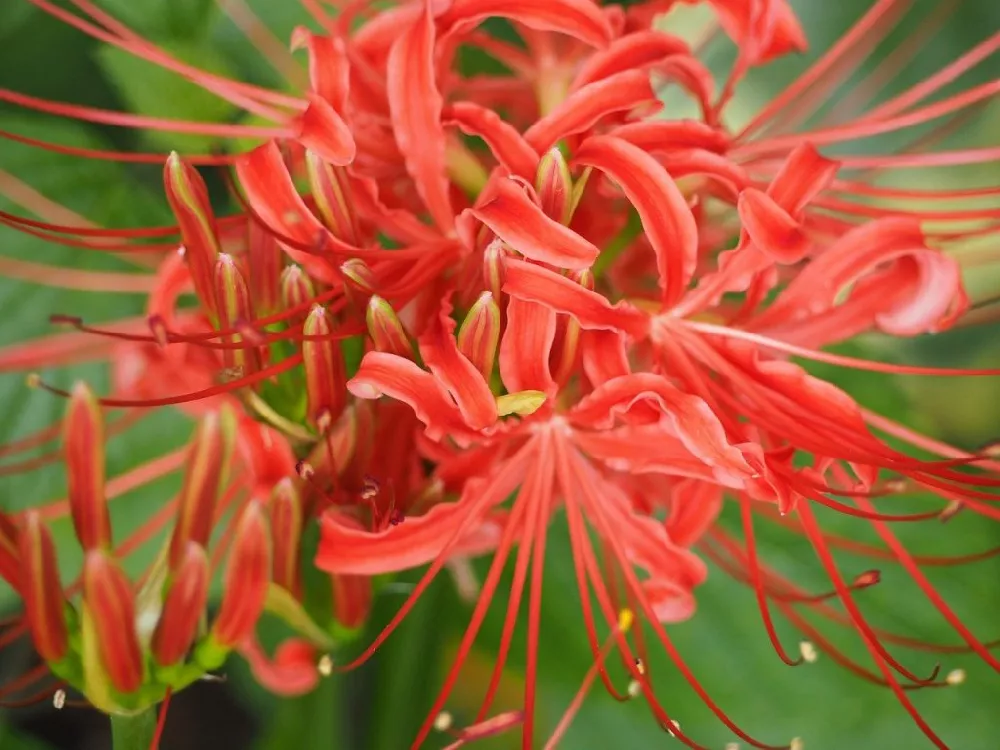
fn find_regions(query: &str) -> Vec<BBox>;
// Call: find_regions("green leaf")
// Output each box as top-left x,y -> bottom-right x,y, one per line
96,41 -> 240,154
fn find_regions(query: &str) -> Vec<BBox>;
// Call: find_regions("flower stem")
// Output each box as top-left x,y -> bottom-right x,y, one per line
110,708 -> 158,750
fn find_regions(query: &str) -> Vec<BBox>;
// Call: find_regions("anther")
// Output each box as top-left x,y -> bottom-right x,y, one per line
790,738 -> 804,750
617,608 -> 634,633
946,668 -> 965,686
317,654 -> 333,677
940,500 -> 964,523
434,711 -> 453,732
799,641 -> 818,663
25,373 -> 40,389
295,460 -> 315,481
627,679 -> 642,698
53,689 -> 66,710
634,657 -> 646,676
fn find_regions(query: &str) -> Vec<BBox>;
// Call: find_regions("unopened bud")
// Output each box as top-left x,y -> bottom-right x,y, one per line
0,511 -> 19,591
247,221 -> 283,315
366,296 -> 414,358
64,383 -> 111,551
330,573 -> 372,630
457,292 -> 500,380
151,542 -> 209,666
215,253 -> 261,376
212,502 -> 271,647
168,406 -> 238,569
303,305 -> 347,430
482,239 -> 507,302
83,551 -> 143,693
281,265 -> 316,316
165,153 -> 219,316
536,147 -> 573,224
269,479 -> 303,597
18,513 -> 69,662
341,258 -> 376,299
305,152 -> 358,244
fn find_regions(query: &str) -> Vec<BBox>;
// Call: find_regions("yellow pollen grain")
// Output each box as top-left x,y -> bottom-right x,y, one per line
53,689 -> 66,709
434,711 -> 453,732
317,654 -> 333,677
627,679 -> 642,699
634,657 -> 646,676
946,668 -> 965,686
617,608 -> 634,633
799,641 -> 818,663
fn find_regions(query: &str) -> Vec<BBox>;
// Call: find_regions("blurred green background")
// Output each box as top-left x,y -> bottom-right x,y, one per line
0,0 -> 998,748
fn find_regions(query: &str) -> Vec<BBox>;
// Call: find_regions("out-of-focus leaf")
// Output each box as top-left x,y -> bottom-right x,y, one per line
96,41 -> 240,154
253,676 -> 339,750
85,0 -> 217,40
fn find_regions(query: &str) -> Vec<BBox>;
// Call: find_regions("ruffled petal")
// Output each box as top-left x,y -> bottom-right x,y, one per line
737,187 -> 810,263
524,70 -> 659,154
386,3 -> 453,233
347,352 -> 475,443
241,637 -> 319,696
291,28 -> 349,111
499,298 -> 557,396
706,0 -> 807,63
295,94 -> 356,166
438,0 -> 614,48
666,479 -> 724,547
503,258 -> 649,337
611,119 -> 730,154
443,102 -> 539,179
575,135 -> 698,307
571,30 -> 689,89
471,179 -> 599,269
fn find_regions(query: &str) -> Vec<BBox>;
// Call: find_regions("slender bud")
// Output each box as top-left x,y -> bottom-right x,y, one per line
247,221 -> 284,315
457,292 -> 500,380
330,573 -> 372,630
64,383 -> 111,551
269,479 -> 303,597
550,269 -> 592,386
341,258 -> 376,310
366,296 -> 414,359
164,152 -> 219,316
482,238 -> 507,302
18,513 -> 69,662
536,147 -> 573,224
0,511 -> 19,591
168,406 -> 238,569
303,305 -> 347,430
151,543 -> 209,665
215,253 -> 261,376
212,502 -> 271,647
305,151 -> 359,244
83,551 -> 143,693
280,265 -> 316,317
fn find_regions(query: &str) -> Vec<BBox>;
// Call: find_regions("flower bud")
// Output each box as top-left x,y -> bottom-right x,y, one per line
280,265 -> 316,317
18,513 -> 69,662
330,573 -> 371,630
215,253 -> 261,376
549,270 -> 591,386
341,258 -> 376,310
0,510 -> 19,591
305,151 -> 359,244
151,542 -> 209,666
457,292 -> 500,381
168,405 -> 238,569
303,305 -> 347,431
269,479 -> 303,597
536,147 -> 573,225
164,152 -> 219,317
366,296 -> 414,359
482,238 -> 507,302
212,501 -> 271,647
247,221 -> 283,315
64,382 -> 111,551
82,550 -> 144,693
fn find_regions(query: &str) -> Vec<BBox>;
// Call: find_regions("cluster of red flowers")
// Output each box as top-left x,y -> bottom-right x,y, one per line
0,0 -> 998,748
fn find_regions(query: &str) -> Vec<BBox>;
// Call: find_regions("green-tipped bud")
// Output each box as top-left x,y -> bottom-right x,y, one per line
482,238 -> 507,302
82,551 -> 144,693
212,502 -> 271,647
268,479 -> 303,598
247,221 -> 284,315
366,296 -> 414,359
168,405 -> 238,569
280,265 -> 316,317
457,292 -> 500,381
164,152 -> 219,317
536,147 -> 573,225
64,383 -> 111,551
305,151 -> 359,244
19,513 -> 69,662
340,259 -> 376,309
303,305 -> 347,431
151,542 -> 209,666
215,253 -> 261,377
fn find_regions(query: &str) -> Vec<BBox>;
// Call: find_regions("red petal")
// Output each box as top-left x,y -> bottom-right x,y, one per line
524,70 -> 659,154
666,479 -> 724,547
347,352 -> 476,443
571,30 -> 689,89
737,188 -> 810,263
766,142 -> 839,215
443,102 -> 539,178
241,636 -> 319,696
291,28 -> 349,111
575,135 -> 698,307
471,179 -> 599,269
503,258 -> 649,337
419,302 -> 498,431
611,119 -> 730,154
569,373 -> 753,486
296,94 -> 356,166
438,0 -> 614,49
386,3 -> 453,233
580,330 -> 631,387
708,0 -> 807,63
499,298 -> 558,396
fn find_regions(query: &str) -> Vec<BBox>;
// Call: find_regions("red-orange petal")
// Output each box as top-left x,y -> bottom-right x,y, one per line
19,512 -> 69,662
152,542 -> 209,665
443,102 -> 539,179
737,188 -> 810,263
437,0 -> 613,48
498,298 -> 557,396
296,93 -> 356,167
64,382 -> 111,551
83,550 -> 144,693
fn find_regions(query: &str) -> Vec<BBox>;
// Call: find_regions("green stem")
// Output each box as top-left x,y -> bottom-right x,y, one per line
110,708 -> 158,750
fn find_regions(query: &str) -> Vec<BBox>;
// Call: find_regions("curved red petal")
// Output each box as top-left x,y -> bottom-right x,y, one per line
438,0 -> 614,49
499,297 -> 558,396
296,94 -> 356,166
443,102 -> 539,179
737,187 -> 810,263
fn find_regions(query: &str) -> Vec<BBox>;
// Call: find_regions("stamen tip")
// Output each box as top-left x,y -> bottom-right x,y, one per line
627,679 -> 642,699
317,654 -> 333,677
53,689 -> 66,710
25,373 -> 40,389
799,641 -> 818,663
790,737 -> 804,750
617,608 -> 634,633
434,711 -> 453,732
946,668 -> 965,686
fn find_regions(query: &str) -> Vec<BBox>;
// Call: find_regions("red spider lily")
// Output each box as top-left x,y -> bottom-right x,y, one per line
0,0 -> 997,748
